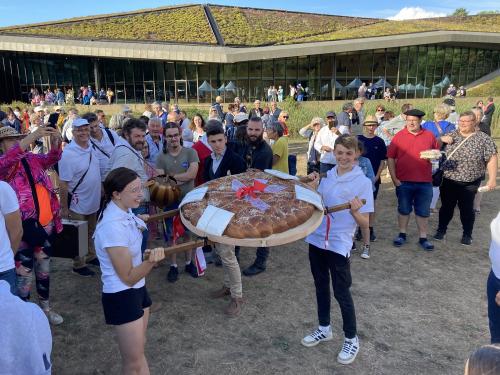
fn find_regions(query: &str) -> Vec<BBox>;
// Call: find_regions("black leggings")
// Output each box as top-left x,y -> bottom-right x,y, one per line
308,244 -> 356,338
438,177 -> 480,236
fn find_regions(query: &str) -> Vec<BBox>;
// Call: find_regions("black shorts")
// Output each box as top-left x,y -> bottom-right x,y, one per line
102,286 -> 152,326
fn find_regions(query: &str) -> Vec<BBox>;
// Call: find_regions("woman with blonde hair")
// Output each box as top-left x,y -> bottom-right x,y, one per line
109,114 -> 126,136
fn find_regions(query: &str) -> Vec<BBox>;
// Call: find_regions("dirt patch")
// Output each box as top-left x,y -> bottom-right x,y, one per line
47,156 -> 498,374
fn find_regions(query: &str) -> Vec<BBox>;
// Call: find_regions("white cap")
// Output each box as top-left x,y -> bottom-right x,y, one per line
72,118 -> 90,127
122,105 -> 131,113
234,112 -> 249,123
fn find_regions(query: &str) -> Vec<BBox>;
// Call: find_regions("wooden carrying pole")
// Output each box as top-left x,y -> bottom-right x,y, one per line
144,209 -> 180,222
143,239 -> 208,260
324,199 -> 366,214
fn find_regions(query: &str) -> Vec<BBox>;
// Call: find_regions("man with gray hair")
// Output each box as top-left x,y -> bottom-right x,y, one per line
337,102 -> 353,135
152,101 -> 167,127
145,117 -> 163,164
351,97 -> 365,135
59,117 -> 103,277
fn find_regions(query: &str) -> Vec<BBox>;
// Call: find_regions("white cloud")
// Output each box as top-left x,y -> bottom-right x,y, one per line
388,7 -> 447,20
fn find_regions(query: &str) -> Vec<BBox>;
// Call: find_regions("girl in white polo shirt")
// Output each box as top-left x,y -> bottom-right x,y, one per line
302,135 -> 374,365
94,167 -> 164,374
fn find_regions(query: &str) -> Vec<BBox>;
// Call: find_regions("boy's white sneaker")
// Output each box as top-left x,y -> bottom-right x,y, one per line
301,328 -> 333,347
337,336 -> 360,364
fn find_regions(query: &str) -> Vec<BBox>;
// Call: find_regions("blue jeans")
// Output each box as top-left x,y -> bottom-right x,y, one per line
0,268 -> 17,295
395,182 -> 433,217
488,270 -> 500,343
132,205 -> 149,254
319,163 -> 335,174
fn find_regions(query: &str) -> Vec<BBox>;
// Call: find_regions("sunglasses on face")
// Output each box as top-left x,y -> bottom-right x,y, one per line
283,116 -> 289,119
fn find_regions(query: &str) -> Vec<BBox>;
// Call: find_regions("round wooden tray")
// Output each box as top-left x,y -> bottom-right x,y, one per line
180,209 -> 324,247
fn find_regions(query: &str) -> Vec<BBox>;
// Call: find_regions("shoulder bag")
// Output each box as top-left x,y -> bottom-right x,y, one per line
67,152 -> 93,207
20,158 -> 49,247
432,134 -> 474,187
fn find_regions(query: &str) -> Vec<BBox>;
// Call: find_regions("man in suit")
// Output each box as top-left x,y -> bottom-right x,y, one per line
249,100 -> 264,119
204,122 -> 246,316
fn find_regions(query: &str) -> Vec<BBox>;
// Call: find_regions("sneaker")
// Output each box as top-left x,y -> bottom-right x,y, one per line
242,263 -> 266,277
87,258 -> 100,267
419,238 -> 434,251
72,267 -> 95,277
185,262 -> 198,278
433,231 -> 445,241
301,328 -> 333,348
167,266 -> 179,283
360,244 -> 370,259
355,228 -> 362,241
369,229 -> 377,242
461,235 -> 473,246
393,235 -> 407,247
337,336 -> 360,364
44,310 -> 64,325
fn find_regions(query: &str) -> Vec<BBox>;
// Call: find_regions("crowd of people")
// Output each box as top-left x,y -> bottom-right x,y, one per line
0,93 -> 498,373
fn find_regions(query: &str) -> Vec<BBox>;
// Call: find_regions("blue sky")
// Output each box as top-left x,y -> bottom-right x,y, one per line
0,0 -> 498,27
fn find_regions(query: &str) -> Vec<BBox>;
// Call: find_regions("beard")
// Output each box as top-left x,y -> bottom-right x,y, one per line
131,140 -> 144,151
248,133 -> 263,145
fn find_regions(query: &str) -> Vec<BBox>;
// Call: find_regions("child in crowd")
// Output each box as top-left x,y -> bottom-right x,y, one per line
354,141 -> 375,259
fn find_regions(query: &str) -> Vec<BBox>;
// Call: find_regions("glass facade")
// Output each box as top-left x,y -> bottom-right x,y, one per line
1,44 -> 499,104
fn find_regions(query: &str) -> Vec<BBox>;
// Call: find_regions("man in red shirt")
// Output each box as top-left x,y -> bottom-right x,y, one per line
387,109 -> 439,251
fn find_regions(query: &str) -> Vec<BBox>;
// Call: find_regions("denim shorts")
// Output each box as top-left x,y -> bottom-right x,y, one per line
395,182 -> 433,217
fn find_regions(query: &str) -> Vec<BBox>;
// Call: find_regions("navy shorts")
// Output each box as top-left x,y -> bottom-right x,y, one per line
395,182 -> 433,217
102,286 -> 152,325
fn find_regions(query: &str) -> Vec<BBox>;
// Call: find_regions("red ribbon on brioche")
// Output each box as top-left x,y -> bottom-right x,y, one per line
236,180 -> 267,199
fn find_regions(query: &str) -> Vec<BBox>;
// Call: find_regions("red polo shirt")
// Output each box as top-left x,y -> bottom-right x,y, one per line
387,128 -> 438,183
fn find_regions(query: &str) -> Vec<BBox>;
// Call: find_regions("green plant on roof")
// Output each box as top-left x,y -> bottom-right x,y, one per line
210,6 -> 382,46
6,5 -> 217,44
285,14 -> 500,44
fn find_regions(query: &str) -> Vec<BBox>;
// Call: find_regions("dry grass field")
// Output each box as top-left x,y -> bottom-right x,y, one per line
45,150 -> 500,375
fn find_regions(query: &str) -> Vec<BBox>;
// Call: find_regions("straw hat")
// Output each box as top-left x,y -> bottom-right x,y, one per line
363,115 -> 379,126
0,126 -> 25,140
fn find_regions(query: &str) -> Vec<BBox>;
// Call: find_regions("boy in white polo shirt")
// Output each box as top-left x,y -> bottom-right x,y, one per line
59,118 -> 103,277
302,135 -> 374,365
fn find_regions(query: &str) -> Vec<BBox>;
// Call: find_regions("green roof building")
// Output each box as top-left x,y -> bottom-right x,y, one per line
0,4 -> 499,103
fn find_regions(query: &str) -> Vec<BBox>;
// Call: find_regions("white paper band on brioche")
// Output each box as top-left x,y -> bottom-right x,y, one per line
264,169 -> 299,180
196,205 -> 234,236
179,186 -> 208,208
295,185 -> 324,211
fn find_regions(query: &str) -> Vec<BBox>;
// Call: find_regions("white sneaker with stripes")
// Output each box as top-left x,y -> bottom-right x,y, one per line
337,336 -> 360,364
301,328 -> 333,347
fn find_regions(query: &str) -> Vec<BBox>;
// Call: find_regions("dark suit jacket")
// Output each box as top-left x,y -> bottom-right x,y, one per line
204,148 -> 247,181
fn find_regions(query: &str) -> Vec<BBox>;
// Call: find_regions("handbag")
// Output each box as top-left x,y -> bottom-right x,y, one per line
20,158 -> 49,247
432,134 -> 474,187
67,152 -> 93,206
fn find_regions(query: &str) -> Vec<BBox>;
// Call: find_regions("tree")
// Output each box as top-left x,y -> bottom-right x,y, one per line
450,8 -> 469,17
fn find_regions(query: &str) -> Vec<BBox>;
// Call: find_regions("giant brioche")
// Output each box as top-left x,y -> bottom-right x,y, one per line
181,169 -> 316,239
